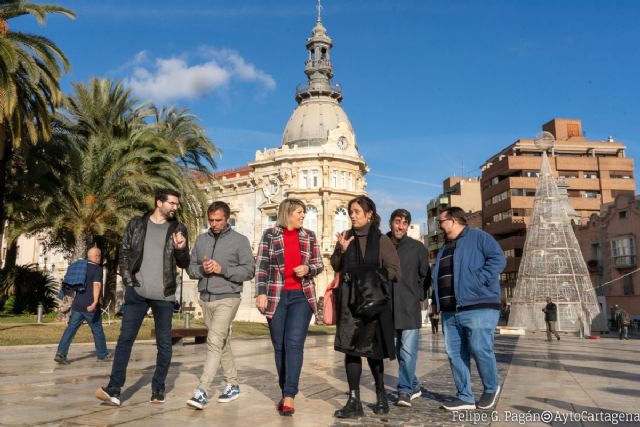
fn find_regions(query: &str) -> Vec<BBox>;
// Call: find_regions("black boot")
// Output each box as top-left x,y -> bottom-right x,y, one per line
334,390 -> 364,418
373,387 -> 389,415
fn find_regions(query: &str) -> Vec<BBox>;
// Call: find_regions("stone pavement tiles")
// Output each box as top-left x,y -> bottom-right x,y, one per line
0,330 -> 639,426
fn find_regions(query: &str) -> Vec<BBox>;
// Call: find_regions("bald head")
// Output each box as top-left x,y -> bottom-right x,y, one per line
87,247 -> 102,264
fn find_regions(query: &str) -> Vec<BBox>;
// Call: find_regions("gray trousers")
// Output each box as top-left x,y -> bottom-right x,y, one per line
197,297 -> 242,394
545,320 -> 560,341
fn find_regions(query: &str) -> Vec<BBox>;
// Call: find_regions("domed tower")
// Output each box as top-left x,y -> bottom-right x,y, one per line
252,1 -> 367,287
281,3 -> 361,159
196,2 -> 369,321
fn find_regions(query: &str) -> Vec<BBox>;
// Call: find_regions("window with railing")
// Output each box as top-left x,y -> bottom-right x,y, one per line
611,236 -> 636,268
558,171 -> 578,179
583,171 -> 599,179
511,188 -> 536,197
610,171 -> 634,179
583,191 -> 600,199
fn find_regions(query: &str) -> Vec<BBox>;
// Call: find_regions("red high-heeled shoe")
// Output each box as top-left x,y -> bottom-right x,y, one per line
279,397 -> 295,416
279,405 -> 295,416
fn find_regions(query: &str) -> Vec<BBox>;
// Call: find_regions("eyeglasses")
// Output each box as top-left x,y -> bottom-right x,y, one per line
437,218 -> 452,224
164,201 -> 180,208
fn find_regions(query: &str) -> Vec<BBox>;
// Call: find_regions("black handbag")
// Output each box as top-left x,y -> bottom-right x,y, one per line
345,265 -> 390,319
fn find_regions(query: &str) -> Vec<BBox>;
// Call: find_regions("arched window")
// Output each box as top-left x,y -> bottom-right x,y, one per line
334,207 -> 349,233
304,205 -> 318,235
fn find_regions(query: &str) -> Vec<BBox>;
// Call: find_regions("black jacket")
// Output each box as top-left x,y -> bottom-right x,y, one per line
332,225 -> 400,360
119,212 -> 190,297
543,302 -> 558,322
388,233 -> 431,330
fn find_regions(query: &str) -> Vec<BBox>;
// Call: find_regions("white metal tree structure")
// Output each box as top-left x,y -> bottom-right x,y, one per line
508,132 -> 600,334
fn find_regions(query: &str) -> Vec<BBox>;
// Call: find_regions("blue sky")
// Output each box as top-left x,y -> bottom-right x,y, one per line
16,0 -> 640,228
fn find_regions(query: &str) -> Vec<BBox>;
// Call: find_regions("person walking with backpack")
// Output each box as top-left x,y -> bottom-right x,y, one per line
54,247 -> 110,364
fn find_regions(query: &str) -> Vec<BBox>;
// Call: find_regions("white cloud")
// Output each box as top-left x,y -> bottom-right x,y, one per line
123,48 -> 275,103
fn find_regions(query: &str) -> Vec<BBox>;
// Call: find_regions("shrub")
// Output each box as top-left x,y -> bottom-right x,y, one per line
0,264 -> 58,314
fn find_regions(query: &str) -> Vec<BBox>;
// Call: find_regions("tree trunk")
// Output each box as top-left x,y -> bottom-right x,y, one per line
73,240 -> 87,260
0,126 -> 11,254
102,256 -> 118,314
3,237 -> 18,270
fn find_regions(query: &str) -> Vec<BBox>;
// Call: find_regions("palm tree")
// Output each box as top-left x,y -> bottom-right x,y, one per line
17,129 -> 185,258
0,0 -> 75,243
63,78 -> 151,139
151,105 -> 220,174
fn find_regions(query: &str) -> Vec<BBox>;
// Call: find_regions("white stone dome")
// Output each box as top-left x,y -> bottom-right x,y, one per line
281,98 -> 354,147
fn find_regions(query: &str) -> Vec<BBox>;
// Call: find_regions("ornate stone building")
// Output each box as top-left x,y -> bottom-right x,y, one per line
184,11 -> 368,321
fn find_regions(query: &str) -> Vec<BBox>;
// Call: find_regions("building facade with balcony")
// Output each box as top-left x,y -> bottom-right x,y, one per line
574,193 -> 640,325
425,177 -> 482,265
481,118 -> 636,300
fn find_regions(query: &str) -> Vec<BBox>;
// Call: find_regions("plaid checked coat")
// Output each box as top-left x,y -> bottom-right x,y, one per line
255,226 -> 324,319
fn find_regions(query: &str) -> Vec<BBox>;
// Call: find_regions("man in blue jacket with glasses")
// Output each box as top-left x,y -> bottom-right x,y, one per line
433,207 -> 506,411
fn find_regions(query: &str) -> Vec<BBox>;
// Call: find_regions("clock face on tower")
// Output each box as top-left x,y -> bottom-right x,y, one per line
337,136 -> 348,150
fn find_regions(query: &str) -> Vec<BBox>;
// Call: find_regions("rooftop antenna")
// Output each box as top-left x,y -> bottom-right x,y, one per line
316,0 -> 323,22
460,161 -> 465,177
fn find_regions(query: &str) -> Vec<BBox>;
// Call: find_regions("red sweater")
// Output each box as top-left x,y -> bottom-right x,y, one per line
283,228 -> 303,290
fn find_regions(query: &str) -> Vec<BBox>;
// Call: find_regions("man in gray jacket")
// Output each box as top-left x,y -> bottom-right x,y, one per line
186,201 -> 255,410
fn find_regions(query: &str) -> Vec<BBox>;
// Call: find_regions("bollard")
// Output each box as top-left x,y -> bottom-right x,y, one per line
37,304 -> 44,323
184,311 -> 191,328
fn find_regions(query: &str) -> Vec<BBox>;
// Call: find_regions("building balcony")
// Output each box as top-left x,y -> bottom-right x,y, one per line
613,255 -> 636,269
427,196 -> 449,211
484,216 -> 528,235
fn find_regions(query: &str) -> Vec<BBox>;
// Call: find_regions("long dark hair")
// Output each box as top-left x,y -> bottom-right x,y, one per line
348,196 -> 381,228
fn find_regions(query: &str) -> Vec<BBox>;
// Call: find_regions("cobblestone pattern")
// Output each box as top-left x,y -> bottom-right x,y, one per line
331,335 -> 519,427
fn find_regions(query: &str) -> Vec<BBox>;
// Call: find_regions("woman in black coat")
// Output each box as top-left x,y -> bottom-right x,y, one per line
330,196 -> 400,418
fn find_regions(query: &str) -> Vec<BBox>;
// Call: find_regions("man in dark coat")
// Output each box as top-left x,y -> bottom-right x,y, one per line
542,297 -> 561,342
387,209 -> 431,407
614,305 -> 630,340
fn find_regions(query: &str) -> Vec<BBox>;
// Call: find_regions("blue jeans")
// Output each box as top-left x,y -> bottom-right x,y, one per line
442,309 -> 500,403
56,310 -> 108,359
267,290 -> 313,398
108,287 -> 174,394
395,328 -> 421,393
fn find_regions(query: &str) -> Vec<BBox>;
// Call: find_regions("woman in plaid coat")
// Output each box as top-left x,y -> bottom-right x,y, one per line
255,198 -> 324,416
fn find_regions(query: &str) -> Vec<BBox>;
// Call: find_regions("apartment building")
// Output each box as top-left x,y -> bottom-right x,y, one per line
574,193 -> 640,325
481,118 -> 636,300
425,177 -> 482,265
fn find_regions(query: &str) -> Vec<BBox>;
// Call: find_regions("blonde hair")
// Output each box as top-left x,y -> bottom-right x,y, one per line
276,198 -> 306,228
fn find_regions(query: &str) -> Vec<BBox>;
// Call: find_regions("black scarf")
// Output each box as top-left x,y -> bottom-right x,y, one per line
343,223 -> 381,272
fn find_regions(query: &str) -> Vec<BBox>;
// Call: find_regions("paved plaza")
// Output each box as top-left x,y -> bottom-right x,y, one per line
1,329 -> 638,427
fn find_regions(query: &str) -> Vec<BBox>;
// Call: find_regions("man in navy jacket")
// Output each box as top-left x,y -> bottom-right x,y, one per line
433,207 -> 505,411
